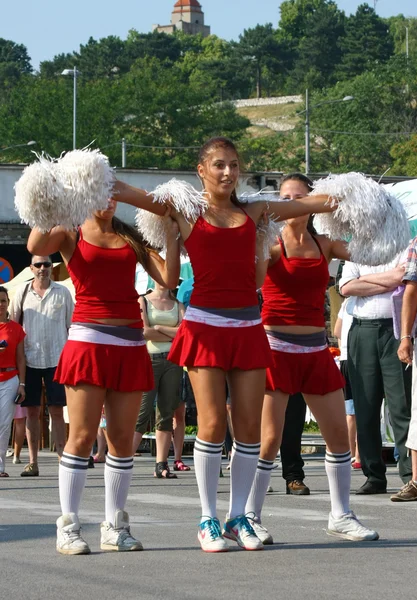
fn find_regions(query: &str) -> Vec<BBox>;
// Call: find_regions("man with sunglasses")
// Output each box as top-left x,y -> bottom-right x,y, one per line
10,256 -> 73,476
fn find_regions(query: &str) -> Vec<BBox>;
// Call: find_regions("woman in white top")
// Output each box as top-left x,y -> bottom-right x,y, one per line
132,282 -> 185,478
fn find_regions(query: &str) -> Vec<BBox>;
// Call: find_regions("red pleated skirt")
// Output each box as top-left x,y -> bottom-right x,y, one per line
266,347 -> 345,395
55,340 -> 154,392
168,320 -> 273,371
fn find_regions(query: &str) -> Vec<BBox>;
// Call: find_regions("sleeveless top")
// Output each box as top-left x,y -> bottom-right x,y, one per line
262,237 -> 329,327
67,228 -> 142,323
184,211 -> 258,309
145,297 -> 179,354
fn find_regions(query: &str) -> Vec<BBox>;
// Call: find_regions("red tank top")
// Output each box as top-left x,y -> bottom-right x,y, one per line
67,229 -> 142,323
185,212 -> 258,308
262,237 -> 329,327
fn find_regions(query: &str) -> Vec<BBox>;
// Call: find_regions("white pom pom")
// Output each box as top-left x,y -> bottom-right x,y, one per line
14,148 -> 115,231
257,218 -> 284,261
136,179 -> 208,255
14,156 -> 67,232
239,189 -> 287,204
151,178 -> 208,221
312,173 -> 409,265
58,148 -> 115,228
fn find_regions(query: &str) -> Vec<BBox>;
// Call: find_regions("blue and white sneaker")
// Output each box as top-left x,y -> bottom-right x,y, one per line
223,514 -> 264,550
198,517 -> 229,553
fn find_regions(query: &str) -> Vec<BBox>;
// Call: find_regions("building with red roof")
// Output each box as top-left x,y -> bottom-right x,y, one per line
153,0 -> 210,37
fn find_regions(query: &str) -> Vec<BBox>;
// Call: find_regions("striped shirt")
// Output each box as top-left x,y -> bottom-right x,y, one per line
10,281 -> 73,369
403,236 -> 417,284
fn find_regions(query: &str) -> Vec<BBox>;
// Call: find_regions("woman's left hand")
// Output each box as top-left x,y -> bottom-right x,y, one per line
163,206 -> 180,241
17,384 -> 26,403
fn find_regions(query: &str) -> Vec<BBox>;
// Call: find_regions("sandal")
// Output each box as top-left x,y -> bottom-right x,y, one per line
173,460 -> 190,472
93,455 -> 105,463
154,461 -> 177,479
0,472 -> 9,478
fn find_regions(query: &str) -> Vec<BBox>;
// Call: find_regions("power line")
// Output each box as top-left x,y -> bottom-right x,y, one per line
311,128 -> 416,137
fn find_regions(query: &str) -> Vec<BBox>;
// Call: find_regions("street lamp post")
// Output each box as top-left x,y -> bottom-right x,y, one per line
61,67 -> 80,150
301,89 -> 354,174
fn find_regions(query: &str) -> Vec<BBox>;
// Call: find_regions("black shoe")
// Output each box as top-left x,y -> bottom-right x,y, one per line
355,480 -> 386,495
87,456 -> 95,469
286,480 -> 310,495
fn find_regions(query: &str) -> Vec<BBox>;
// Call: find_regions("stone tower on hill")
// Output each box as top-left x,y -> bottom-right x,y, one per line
153,0 -> 211,37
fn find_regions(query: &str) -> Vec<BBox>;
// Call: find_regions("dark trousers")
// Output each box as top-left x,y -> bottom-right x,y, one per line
348,318 -> 412,485
281,392 -> 306,482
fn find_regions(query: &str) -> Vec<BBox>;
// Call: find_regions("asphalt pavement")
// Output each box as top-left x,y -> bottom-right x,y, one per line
1,451 -> 416,600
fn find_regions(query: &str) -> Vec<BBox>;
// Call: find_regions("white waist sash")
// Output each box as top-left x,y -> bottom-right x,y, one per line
184,306 -> 262,329
68,324 -> 146,347
267,332 -> 327,354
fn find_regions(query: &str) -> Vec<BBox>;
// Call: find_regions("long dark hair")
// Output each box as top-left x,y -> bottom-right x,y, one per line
111,216 -> 153,268
280,172 -> 317,235
198,136 -> 243,208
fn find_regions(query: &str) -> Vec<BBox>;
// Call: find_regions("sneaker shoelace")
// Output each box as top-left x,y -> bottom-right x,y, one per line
235,516 -> 256,538
200,518 -> 222,541
116,526 -> 136,544
343,511 -> 372,533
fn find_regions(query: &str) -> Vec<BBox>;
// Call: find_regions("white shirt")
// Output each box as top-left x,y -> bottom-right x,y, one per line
339,253 -> 406,320
338,298 -> 355,361
10,281 -> 74,369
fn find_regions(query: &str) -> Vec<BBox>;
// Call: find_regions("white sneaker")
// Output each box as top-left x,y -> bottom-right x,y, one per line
100,510 -> 143,552
198,517 -> 229,553
6,449 -> 13,458
246,513 -> 274,545
223,514 -> 264,551
13,456 -> 21,464
327,511 -> 379,541
56,513 -> 91,555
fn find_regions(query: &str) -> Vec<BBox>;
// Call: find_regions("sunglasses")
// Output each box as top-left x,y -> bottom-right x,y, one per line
32,262 -> 52,269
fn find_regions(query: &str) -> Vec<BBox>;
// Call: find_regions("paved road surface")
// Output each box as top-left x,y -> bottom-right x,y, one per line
1,452 -> 416,600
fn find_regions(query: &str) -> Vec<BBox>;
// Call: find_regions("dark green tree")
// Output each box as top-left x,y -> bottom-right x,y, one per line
336,4 -> 394,80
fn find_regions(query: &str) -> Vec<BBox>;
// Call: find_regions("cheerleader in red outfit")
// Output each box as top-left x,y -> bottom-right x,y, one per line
114,139 -> 335,552
27,199 -> 180,555
245,173 -> 379,544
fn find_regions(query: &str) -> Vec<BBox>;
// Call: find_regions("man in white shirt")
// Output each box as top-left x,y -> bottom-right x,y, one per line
340,257 -> 412,495
10,256 -> 73,477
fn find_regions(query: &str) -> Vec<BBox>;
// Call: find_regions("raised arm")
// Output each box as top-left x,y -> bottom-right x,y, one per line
145,210 -> 181,289
114,180 -> 167,216
27,227 -> 76,264
245,194 -> 333,224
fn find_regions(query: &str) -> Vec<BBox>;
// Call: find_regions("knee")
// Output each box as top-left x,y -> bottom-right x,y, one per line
67,428 -> 96,455
49,406 -> 64,420
197,416 -> 227,443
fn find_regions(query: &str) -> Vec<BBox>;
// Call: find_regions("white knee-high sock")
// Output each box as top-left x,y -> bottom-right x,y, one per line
104,454 -> 134,524
194,437 -> 223,520
59,452 -> 89,515
229,440 -> 261,520
325,450 -> 351,518
245,458 -> 275,520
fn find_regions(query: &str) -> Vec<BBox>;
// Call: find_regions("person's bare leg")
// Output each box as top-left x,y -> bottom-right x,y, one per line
132,431 -> 143,455
155,430 -> 173,467
346,414 -> 357,458
412,449 -> 417,481
25,406 -> 41,465
14,418 -> 26,460
49,405 -> 66,458
173,403 -> 186,461
95,426 -> 107,461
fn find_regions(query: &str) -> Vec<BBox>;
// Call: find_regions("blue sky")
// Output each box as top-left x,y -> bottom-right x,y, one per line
1,1 -> 416,71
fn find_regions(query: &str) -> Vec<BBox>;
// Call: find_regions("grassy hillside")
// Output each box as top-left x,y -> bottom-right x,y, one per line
237,100 -> 303,138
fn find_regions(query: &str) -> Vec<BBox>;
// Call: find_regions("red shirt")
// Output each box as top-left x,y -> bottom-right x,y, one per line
262,237 -> 329,327
0,321 -> 25,382
184,213 -> 258,309
67,229 -> 142,323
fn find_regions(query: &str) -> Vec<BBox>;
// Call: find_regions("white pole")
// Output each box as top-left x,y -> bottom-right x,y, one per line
73,66 -> 77,150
